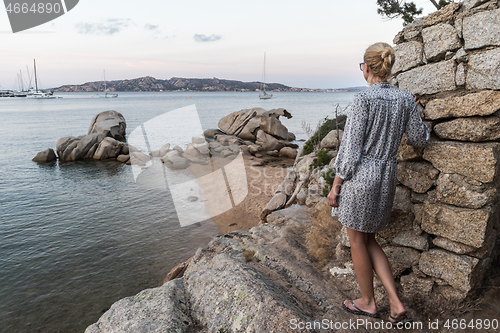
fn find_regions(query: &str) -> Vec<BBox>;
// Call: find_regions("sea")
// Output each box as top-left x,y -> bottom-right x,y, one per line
0,91 -> 358,332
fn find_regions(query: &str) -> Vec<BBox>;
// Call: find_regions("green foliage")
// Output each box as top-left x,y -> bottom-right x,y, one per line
217,328 -> 228,333
437,0 -> 451,9
322,168 -> 336,197
303,115 -> 347,155
310,149 -> 333,170
376,0 -> 455,25
376,0 -> 423,25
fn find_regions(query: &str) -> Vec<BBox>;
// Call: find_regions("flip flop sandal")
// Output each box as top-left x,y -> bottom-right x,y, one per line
342,300 -> 381,318
389,315 -> 413,323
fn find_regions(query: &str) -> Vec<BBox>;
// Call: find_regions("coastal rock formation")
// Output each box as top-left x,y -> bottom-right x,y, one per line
203,107 -> 298,164
86,205 -> 374,333
217,107 -> 293,141
87,110 -> 126,140
83,4 -> 500,331
32,148 -> 57,162
49,112 -> 130,163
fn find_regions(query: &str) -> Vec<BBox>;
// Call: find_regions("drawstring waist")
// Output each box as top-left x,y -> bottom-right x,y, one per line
360,154 -> 397,164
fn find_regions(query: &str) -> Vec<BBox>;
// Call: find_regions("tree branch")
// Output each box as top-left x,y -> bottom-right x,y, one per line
429,0 -> 440,9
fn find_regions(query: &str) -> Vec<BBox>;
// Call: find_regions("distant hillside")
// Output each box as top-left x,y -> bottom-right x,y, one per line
52,76 -> 368,93
53,77 -> 294,92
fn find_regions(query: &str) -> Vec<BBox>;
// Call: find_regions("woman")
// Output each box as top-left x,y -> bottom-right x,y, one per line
327,42 -> 430,323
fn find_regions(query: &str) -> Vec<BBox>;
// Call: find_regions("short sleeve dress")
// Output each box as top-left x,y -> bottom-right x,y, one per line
331,82 -> 430,233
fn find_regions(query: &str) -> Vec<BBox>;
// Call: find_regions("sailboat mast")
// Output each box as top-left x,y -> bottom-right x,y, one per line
34,59 -> 38,93
103,70 -> 106,92
19,70 -> 24,91
262,52 -> 266,92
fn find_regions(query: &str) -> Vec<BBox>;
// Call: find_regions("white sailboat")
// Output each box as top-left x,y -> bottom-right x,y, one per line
102,69 -> 118,98
26,59 -> 59,99
259,52 -> 273,99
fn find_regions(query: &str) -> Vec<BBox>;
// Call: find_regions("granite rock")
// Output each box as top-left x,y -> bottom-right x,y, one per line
397,161 -> 439,193
423,141 -> 500,183
463,8 -> 500,50
434,116 -> 500,142
392,231 -> 429,251
319,129 -> 343,149
87,110 -> 126,141
462,0 -> 490,10
383,246 -> 421,277
397,134 -> 424,161
393,41 -> 425,74
85,279 -> 191,333
435,173 -> 497,209
32,148 -> 57,162
420,203 -> 492,248
422,23 -> 461,61
467,48 -> 500,90
93,137 -> 124,160
398,60 -> 456,95
419,249 -> 485,293
423,91 -> 500,120
423,2 -> 460,27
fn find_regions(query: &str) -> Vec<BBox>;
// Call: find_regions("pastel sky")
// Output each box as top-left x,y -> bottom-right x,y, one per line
0,0 -> 439,89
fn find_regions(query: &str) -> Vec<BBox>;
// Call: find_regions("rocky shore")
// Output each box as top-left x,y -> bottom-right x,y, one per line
82,1 -> 500,332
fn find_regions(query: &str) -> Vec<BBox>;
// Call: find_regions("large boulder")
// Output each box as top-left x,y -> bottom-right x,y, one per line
162,150 -> 189,169
218,107 -> 292,141
85,279 -> 191,333
69,133 -> 104,161
32,148 -> 57,162
255,129 -> 285,152
93,137 -> 124,160
88,110 -> 126,140
319,129 -> 343,149
56,136 -> 79,161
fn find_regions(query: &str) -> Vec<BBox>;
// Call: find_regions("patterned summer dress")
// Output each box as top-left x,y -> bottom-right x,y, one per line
331,82 -> 430,233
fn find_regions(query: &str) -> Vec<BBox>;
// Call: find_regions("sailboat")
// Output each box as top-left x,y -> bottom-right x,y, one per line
26,59 -> 58,99
259,52 -> 273,99
95,70 -> 118,98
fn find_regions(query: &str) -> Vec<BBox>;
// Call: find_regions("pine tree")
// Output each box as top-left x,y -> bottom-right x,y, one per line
376,0 -> 453,25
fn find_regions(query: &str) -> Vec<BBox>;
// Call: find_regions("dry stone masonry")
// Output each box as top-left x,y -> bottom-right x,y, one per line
388,0 -> 500,303
261,0 -> 500,307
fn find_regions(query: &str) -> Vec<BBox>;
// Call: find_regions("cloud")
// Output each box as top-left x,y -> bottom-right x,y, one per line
144,24 -> 159,31
76,18 -> 133,35
193,34 -> 221,42
144,24 -> 160,36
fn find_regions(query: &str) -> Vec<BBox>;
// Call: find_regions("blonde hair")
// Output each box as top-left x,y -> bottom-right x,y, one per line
363,42 -> 395,80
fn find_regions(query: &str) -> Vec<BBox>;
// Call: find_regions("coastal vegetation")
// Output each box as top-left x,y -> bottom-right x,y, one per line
377,0 -> 455,25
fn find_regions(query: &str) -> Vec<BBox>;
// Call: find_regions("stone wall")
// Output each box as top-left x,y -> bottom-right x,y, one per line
261,0 -> 500,306
386,0 -> 500,302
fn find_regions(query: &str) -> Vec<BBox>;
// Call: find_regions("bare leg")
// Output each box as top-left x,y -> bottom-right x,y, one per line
365,233 -> 407,321
343,227 -> 378,314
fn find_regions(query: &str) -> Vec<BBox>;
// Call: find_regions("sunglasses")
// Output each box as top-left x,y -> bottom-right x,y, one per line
359,63 -> 366,71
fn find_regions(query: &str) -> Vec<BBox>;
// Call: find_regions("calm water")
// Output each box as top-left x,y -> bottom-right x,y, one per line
0,91 -> 357,332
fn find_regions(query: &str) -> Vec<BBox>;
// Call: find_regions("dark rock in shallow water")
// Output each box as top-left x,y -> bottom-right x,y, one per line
32,148 -> 57,162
